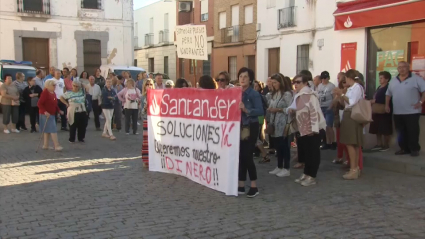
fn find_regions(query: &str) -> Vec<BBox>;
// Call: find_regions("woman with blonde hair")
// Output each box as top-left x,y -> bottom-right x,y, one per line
141,78 -> 155,168
117,79 -> 141,135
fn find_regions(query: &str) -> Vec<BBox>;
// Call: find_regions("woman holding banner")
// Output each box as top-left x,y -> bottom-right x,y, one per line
238,67 -> 264,198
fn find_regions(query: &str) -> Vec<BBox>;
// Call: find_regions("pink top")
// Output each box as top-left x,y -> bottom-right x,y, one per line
64,78 -> 73,91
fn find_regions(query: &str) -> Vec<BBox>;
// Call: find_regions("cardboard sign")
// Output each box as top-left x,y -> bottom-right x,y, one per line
147,88 -> 242,196
175,25 -> 208,61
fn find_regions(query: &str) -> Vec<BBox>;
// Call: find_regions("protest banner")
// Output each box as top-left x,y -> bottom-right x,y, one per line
175,25 -> 208,61
147,88 -> 241,196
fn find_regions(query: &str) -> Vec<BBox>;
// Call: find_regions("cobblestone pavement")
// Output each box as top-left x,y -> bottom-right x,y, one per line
1,117 -> 425,239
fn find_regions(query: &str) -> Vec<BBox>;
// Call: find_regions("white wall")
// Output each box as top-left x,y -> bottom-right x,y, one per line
256,0 -> 367,85
134,0 -> 176,47
0,0 -> 134,70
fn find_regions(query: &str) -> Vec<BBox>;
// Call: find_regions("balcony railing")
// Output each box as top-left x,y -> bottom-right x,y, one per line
17,0 -> 50,15
221,25 -> 243,44
278,6 -> 297,29
159,30 -> 170,44
134,36 -> 139,49
145,33 -> 154,46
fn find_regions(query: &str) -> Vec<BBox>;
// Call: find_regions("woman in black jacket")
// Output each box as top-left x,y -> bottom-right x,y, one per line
23,77 -> 43,133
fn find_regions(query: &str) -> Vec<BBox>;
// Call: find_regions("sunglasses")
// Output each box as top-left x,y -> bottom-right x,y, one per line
216,78 -> 226,82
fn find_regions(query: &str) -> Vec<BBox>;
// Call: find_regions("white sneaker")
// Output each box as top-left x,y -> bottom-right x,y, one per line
269,167 -> 281,175
276,168 -> 290,177
301,176 -> 316,186
137,122 -> 141,126
11,129 -> 20,133
4,129 -> 10,134
295,174 -> 307,183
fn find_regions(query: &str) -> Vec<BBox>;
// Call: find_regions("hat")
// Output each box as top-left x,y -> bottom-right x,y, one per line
165,80 -> 174,86
320,71 -> 330,79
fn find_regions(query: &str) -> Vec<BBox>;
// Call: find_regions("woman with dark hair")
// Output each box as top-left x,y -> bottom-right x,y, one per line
238,67 -> 263,198
334,69 -> 364,180
198,75 -> 217,89
288,74 -> 326,186
216,71 -> 233,89
94,68 -> 106,89
267,74 -> 294,177
175,78 -> 189,88
79,71 -> 89,86
71,68 -> 79,82
369,71 -> 392,151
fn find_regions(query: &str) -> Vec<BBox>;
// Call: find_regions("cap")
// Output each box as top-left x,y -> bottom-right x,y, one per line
165,80 -> 174,86
320,71 -> 330,79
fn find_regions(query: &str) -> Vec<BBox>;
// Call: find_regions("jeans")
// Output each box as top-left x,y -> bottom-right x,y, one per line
125,108 -> 138,134
102,108 -> 114,136
298,133 -> 321,178
92,100 -> 101,129
57,100 -> 67,129
393,114 -> 421,152
69,112 -> 87,142
239,122 -> 259,181
16,103 -> 27,130
29,107 -> 39,130
273,136 -> 290,169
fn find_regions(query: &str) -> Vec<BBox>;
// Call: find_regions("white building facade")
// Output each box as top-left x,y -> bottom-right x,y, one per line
256,0 -> 366,85
0,0 -> 134,75
134,0 -> 176,80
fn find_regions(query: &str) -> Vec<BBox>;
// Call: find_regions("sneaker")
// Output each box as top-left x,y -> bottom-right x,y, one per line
238,187 -> 245,195
3,129 -> 10,134
371,145 -> 382,151
21,127 -> 28,131
295,174 -> 307,183
137,122 -> 141,126
269,167 -> 281,175
411,151 -> 420,157
246,187 -> 259,198
301,176 -> 316,186
134,132 -> 139,135
11,129 -> 20,133
276,168 -> 290,177
379,146 -> 389,152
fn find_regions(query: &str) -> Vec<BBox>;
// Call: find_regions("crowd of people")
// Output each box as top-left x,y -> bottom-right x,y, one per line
1,61 -> 424,198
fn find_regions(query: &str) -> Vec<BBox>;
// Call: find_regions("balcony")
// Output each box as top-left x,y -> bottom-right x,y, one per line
134,36 -> 139,49
145,33 -> 154,47
221,25 -> 243,44
159,30 -> 170,44
17,0 -> 51,17
278,6 -> 297,29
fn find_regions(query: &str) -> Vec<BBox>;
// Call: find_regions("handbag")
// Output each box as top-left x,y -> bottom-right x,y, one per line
351,86 -> 372,124
372,103 -> 386,114
283,115 -> 294,138
240,126 -> 250,140
265,94 -> 283,135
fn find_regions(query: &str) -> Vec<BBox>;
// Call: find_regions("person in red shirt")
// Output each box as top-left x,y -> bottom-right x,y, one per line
38,80 -> 64,151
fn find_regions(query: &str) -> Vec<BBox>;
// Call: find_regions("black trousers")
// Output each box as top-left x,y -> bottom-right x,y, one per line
57,101 -> 67,128
69,112 -> 88,142
16,103 -> 27,130
393,114 -> 421,152
274,136 -> 290,169
92,100 -> 101,129
298,133 -> 321,178
29,107 -> 39,130
239,122 -> 259,181
125,109 -> 138,134
112,103 -> 122,130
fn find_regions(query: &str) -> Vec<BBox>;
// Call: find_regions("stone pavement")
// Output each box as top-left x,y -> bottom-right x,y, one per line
1,116 -> 425,239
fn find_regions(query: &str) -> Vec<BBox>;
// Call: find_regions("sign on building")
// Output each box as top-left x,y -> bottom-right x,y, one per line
175,25 -> 208,61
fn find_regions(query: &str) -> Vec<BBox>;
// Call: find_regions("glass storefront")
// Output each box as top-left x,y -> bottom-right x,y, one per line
366,20 -> 425,98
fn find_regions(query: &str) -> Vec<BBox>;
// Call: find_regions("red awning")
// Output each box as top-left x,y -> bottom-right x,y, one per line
334,0 -> 425,30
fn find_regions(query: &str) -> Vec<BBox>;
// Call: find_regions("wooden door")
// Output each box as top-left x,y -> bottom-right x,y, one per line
268,48 -> 280,77
22,38 -> 49,71
83,39 -> 101,76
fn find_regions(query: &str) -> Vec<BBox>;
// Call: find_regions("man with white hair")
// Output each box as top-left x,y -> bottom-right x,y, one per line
45,69 -> 68,131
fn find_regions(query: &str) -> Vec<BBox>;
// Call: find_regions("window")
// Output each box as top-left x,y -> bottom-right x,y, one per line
228,56 -> 237,82
219,12 -> 226,29
148,58 -> 154,72
83,40 -> 101,77
231,5 -> 239,26
203,55 -> 211,76
296,45 -> 309,74
164,13 -> 169,30
267,0 -> 276,9
244,5 -> 253,24
23,0 -> 43,12
164,56 -> 169,75
82,0 -> 101,9
201,0 -> 208,22
134,59 -> 137,67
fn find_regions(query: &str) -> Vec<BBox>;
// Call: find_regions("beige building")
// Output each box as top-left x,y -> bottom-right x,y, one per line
213,0 -> 257,81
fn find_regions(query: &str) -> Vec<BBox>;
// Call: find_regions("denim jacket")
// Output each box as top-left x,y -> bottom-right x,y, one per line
101,87 -> 117,109
241,87 -> 264,125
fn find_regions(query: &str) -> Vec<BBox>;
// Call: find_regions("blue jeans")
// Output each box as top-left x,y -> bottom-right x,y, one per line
321,107 -> 334,127
273,136 -> 290,169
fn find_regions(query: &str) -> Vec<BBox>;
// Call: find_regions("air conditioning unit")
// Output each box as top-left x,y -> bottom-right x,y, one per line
179,2 -> 192,12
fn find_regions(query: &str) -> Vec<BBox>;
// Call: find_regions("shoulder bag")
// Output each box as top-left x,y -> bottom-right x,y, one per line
351,86 -> 372,124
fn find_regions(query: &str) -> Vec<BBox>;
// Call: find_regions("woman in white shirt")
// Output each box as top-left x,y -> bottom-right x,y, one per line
117,79 -> 141,135
334,69 -> 364,180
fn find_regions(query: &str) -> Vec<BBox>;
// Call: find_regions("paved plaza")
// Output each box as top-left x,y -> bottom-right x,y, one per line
1,117 -> 425,239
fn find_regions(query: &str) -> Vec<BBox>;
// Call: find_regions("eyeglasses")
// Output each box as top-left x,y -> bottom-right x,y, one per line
293,81 -> 302,84
216,78 -> 226,82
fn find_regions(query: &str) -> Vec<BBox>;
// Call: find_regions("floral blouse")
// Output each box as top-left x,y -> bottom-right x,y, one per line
269,91 -> 293,137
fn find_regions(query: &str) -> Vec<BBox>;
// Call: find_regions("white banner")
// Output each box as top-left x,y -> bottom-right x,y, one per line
147,88 -> 242,196
175,25 -> 208,61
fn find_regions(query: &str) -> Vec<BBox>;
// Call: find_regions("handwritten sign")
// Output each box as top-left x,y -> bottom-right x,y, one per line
147,88 -> 242,196
175,25 -> 208,61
